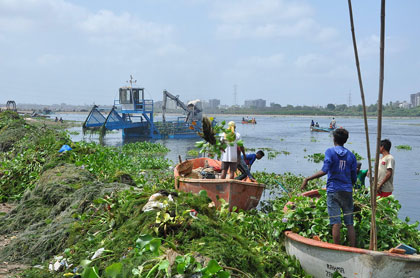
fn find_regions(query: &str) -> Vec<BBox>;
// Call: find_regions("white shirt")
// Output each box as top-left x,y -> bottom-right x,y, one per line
220,132 -> 240,162
378,154 -> 395,192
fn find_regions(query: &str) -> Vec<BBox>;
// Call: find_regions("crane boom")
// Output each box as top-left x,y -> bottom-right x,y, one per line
162,90 -> 201,122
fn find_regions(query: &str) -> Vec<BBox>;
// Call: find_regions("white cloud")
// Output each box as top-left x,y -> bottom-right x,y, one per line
0,0 -> 174,45
0,16 -> 33,32
78,10 -> 173,44
315,27 -> 339,42
211,0 -> 337,41
295,53 -> 330,69
237,54 -> 285,68
222,53 -> 285,80
212,0 -> 313,23
0,0 -> 85,31
153,44 -> 187,57
358,35 -> 380,56
216,18 -> 315,39
37,54 -> 64,65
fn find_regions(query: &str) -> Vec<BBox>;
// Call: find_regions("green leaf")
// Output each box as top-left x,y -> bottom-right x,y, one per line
149,238 -> 161,255
177,262 -> 186,274
136,234 -> 153,250
204,260 -> 222,274
158,260 -> 170,271
82,267 -> 100,278
217,271 -> 231,278
199,190 -> 208,198
81,259 -> 92,268
104,263 -> 122,278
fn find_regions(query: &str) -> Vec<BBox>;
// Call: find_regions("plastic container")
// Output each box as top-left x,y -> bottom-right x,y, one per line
395,244 -> 417,255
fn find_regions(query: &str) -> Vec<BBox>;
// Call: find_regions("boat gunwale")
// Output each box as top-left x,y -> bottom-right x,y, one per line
174,157 -> 265,189
285,230 -> 420,261
176,176 -> 265,188
285,189 -> 420,261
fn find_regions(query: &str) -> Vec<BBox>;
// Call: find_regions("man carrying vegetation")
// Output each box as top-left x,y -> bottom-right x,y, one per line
377,139 -> 395,197
220,121 -> 241,179
301,128 -> 357,247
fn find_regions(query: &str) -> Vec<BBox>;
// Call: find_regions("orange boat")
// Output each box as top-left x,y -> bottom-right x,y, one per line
174,158 -> 265,210
241,119 -> 257,124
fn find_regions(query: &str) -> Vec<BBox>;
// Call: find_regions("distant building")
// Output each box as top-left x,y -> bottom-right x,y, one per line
244,99 -> 266,109
208,99 -> 220,109
410,92 -> 420,107
398,101 -> 411,109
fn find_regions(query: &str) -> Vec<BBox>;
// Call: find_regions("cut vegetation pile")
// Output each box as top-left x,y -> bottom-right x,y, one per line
0,164 -> 131,264
0,111 -> 30,152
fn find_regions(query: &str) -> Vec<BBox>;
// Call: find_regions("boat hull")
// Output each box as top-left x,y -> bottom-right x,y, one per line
174,158 -> 265,210
241,120 -> 256,124
310,126 -> 335,132
285,231 -> 420,278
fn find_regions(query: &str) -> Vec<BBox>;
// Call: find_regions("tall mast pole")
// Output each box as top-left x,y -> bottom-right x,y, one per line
372,0 -> 386,251
347,0 -> 376,250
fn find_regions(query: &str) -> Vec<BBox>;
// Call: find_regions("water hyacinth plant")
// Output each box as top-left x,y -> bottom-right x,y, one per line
195,118 -> 243,158
395,145 -> 412,150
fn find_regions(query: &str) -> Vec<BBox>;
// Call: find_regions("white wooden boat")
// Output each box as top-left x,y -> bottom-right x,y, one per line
285,231 -> 420,278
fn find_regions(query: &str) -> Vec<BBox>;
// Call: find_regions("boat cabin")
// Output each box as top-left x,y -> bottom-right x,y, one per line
118,87 -> 145,112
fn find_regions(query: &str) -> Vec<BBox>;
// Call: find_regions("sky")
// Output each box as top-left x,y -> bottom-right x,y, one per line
0,0 -> 419,106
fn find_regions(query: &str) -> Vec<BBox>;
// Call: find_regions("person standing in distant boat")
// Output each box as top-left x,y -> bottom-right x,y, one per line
311,120 -> 315,127
377,139 -> 395,197
330,117 -> 336,129
301,128 -> 357,247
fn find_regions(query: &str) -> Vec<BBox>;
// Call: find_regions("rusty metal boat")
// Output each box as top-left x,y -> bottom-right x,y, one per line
174,158 -> 265,210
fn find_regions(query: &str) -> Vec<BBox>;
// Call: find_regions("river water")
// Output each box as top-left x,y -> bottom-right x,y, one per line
52,112 -> 420,224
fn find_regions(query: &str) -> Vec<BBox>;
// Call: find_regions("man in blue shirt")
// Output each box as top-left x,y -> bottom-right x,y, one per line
301,128 -> 357,247
235,150 -> 265,181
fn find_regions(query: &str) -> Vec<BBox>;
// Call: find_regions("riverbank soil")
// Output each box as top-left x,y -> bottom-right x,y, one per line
24,117 -> 79,129
0,203 -> 28,278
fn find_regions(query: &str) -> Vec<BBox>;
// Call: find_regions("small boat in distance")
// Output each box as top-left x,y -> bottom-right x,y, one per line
241,117 -> 257,124
174,158 -> 265,210
310,126 -> 335,132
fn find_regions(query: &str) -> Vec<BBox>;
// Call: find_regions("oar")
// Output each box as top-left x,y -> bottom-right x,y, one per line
276,181 -> 292,198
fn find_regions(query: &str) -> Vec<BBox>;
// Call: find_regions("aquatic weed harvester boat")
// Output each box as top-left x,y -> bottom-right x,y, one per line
83,76 -> 204,139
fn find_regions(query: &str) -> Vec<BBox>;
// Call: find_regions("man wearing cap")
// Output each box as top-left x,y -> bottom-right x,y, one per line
220,121 -> 241,179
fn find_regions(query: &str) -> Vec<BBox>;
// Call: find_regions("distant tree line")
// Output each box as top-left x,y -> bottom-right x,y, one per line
211,103 -> 420,117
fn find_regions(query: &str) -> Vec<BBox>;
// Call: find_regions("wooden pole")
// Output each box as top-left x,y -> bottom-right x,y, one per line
372,0 -> 386,251
346,0 -> 376,250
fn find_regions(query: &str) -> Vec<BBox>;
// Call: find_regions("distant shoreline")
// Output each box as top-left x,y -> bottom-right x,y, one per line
16,110 -> 420,119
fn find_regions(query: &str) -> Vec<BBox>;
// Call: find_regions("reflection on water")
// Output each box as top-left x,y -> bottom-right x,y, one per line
52,113 -> 420,224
